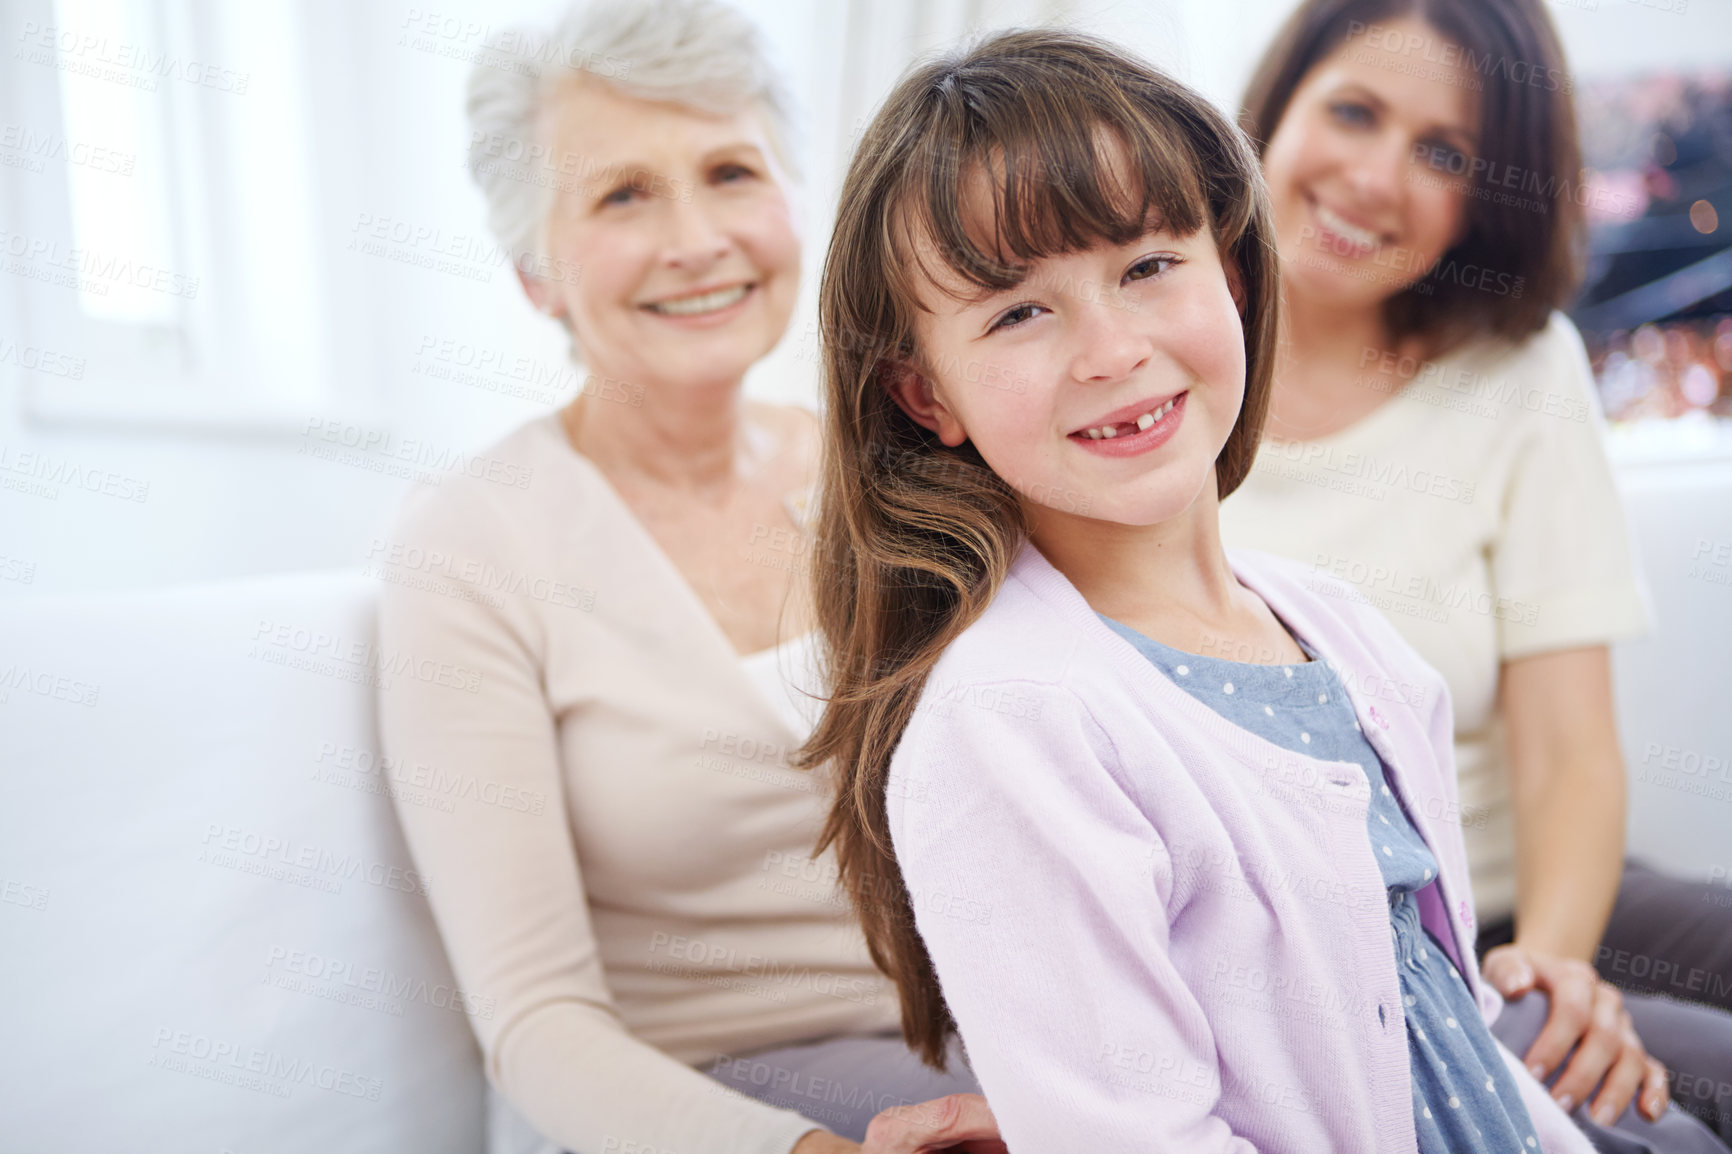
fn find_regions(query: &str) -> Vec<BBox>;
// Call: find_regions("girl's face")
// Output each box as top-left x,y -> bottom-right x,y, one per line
1260,15 -> 1480,314
522,76 -> 802,390
891,161 -> 1248,531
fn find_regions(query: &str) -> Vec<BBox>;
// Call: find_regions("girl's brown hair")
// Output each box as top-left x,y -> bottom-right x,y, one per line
1241,0 -> 1583,354
794,26 -> 1280,1068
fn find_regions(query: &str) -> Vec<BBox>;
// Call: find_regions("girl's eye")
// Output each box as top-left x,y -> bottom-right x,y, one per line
601,185 -> 642,207
988,253 -> 1181,332
989,302 -> 1046,333
1126,254 -> 1180,283
1329,101 -> 1375,129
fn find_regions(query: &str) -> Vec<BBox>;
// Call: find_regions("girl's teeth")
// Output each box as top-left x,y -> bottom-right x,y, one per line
1081,397 -> 1179,441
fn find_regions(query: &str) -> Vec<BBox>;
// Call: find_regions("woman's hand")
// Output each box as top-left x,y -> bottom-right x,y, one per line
791,1094 -> 1006,1154
864,1095 -> 1005,1152
1483,942 -> 1670,1124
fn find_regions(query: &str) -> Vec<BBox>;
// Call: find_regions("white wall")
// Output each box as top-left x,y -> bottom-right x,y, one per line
0,0 -> 1726,599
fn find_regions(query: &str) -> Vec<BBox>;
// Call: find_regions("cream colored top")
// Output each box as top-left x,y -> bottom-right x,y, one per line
376,413 -> 897,1154
1220,312 -> 1651,924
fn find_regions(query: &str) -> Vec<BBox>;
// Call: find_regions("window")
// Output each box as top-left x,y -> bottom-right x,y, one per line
3,0 -> 335,428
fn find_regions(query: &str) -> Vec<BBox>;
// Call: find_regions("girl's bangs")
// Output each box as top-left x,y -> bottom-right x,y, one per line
887,98 -> 1213,310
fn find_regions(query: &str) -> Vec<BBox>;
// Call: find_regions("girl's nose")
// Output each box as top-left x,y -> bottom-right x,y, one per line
1069,295 -> 1152,384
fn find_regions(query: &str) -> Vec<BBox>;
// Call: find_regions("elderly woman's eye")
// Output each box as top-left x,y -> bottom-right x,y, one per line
713,162 -> 755,183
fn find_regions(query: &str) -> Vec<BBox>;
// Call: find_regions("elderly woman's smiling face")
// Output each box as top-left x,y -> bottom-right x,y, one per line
523,75 -> 802,391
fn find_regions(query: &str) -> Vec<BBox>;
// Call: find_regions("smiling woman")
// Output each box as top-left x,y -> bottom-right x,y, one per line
510,73 -> 804,393
373,3 -> 997,1153
1225,2 -> 1732,1151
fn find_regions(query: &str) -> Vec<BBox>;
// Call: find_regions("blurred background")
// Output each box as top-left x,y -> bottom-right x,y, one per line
0,0 -> 1728,593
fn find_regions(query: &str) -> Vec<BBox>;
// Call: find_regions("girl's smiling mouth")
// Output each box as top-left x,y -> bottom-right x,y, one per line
1068,390 -> 1188,456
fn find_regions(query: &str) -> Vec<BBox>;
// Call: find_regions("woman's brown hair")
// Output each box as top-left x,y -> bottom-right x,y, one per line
794,26 -> 1280,1068
1241,0 -> 1584,354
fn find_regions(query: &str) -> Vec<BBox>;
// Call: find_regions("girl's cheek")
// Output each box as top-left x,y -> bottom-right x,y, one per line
951,374 -> 1039,457
1172,282 -> 1246,387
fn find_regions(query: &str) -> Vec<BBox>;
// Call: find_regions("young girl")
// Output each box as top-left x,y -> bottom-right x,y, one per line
799,27 -> 1596,1153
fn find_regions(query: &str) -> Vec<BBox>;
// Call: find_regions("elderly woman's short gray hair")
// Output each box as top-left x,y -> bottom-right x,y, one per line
466,0 -> 800,282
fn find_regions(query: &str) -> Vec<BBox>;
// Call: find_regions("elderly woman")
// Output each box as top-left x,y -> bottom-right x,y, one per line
1223,0 -> 1732,1150
376,3 -> 999,1152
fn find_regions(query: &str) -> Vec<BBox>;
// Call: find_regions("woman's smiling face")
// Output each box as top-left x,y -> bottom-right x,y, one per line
1260,15 -> 1480,313
889,143 -> 1248,531
522,75 -> 802,390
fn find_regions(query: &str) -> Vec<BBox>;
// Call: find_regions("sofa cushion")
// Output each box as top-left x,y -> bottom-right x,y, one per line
1614,464 -> 1732,882
0,572 -> 484,1153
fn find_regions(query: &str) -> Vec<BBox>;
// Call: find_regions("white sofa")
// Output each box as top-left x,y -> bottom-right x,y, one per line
1609,462 -> 1732,881
0,574 -> 511,1154
2,467 -> 1728,1153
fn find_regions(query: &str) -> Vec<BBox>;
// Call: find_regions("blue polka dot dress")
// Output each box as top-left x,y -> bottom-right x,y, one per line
1101,614 -> 1543,1154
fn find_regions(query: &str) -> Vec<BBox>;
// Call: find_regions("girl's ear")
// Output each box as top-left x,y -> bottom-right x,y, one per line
881,360 -> 969,447
1220,245 -> 1247,316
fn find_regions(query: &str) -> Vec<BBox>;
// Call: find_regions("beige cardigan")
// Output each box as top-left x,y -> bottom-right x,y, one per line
377,412 -> 897,1153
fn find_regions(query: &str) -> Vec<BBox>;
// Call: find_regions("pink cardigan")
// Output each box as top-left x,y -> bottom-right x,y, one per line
886,541 -> 1594,1153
